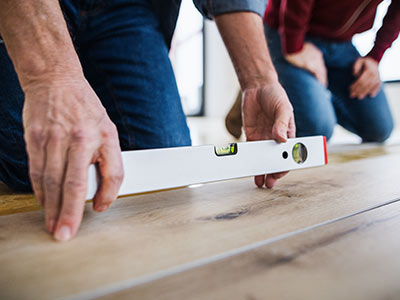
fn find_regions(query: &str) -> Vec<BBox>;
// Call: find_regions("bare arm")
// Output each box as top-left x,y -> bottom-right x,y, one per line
215,12 -> 296,188
214,11 -> 277,89
0,1 -> 81,84
0,1 -> 123,241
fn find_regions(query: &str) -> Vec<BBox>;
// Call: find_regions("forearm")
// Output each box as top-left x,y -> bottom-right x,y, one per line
214,12 -> 278,90
0,1 -> 82,88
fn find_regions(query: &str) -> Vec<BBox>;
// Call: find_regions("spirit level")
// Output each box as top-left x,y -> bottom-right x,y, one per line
86,136 -> 327,199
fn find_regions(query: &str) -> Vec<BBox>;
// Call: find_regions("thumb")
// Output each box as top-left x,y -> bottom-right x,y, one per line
353,58 -> 364,76
272,107 -> 292,143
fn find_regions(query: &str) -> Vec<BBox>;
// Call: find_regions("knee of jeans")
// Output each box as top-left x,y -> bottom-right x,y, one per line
159,126 -> 192,148
0,160 -> 32,192
359,119 -> 394,143
296,117 -> 335,141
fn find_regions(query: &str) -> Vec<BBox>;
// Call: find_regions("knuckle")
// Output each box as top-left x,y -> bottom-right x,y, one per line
26,127 -> 46,146
58,210 -> 80,225
109,122 -> 118,133
29,170 -> 43,183
108,171 -> 124,185
64,178 -> 87,192
71,128 -> 90,143
102,123 -> 119,140
48,126 -> 66,141
43,174 -> 61,191
276,119 -> 288,128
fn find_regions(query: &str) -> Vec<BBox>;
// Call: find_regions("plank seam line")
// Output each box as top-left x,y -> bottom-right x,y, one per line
64,196 -> 400,300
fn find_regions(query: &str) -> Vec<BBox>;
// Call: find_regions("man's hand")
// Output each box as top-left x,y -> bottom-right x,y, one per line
0,0 -> 123,241
350,57 -> 381,100
285,42 -> 328,86
242,83 -> 295,188
215,11 -> 296,188
23,74 -> 124,241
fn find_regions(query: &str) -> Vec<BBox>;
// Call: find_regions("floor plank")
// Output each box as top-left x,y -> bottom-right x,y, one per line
0,183 -> 40,216
1,154 -> 400,299
111,198 -> 400,300
1,144 -> 400,216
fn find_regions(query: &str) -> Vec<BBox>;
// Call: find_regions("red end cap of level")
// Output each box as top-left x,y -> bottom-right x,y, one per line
323,136 -> 328,164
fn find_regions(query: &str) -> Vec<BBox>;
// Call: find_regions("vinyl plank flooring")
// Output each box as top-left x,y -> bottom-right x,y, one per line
1,144 -> 400,216
111,197 -> 400,300
1,154 -> 400,299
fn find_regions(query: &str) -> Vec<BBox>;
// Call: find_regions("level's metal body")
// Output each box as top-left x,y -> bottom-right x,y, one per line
86,136 -> 327,199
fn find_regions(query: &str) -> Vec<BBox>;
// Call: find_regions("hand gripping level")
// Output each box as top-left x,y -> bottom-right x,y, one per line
86,136 -> 328,199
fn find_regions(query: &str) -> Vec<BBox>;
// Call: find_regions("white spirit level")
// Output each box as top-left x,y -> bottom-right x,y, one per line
86,136 -> 327,199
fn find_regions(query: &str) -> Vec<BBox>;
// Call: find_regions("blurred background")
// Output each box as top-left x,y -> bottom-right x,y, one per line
169,0 -> 400,147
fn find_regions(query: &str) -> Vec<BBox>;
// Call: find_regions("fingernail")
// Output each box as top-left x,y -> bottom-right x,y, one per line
95,204 -> 108,212
278,130 -> 286,139
54,226 -> 71,242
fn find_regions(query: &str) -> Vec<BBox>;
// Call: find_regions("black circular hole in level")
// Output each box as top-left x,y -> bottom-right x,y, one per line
282,151 -> 288,159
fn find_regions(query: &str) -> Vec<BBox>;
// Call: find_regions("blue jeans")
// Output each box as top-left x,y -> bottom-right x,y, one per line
265,25 -> 394,142
0,0 -> 191,191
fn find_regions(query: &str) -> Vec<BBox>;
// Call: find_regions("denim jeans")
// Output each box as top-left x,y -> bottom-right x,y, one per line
0,0 -> 191,191
265,25 -> 394,142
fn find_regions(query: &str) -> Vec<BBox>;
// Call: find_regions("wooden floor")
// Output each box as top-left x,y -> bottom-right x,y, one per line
1,144 -> 400,299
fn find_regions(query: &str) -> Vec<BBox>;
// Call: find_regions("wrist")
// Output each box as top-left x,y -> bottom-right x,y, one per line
21,68 -> 86,94
17,56 -> 83,90
363,55 -> 379,65
240,72 -> 279,90
3,36 -> 84,88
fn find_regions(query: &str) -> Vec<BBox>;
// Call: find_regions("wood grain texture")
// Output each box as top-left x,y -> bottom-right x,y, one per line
1,153 -> 400,299
111,199 -> 400,300
0,183 -> 40,216
328,144 -> 400,164
1,144 -> 399,216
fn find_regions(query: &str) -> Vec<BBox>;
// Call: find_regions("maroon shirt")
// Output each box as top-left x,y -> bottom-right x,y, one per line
265,0 -> 400,62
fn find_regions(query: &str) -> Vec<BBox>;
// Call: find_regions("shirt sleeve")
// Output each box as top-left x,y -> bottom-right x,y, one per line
193,0 -> 267,19
367,1 -> 400,62
279,0 -> 315,54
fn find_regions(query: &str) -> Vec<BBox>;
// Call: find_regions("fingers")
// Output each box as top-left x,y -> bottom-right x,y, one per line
350,72 -> 380,100
92,141 -> 123,212
306,45 -> 327,86
255,172 -> 289,189
287,114 -> 296,139
43,128 -> 68,233
259,103 -> 294,189
24,126 -> 46,206
254,172 -> 289,189
353,58 -> 363,76
285,42 -> 327,87
312,63 -> 328,87
272,106 -> 293,143
54,142 -> 93,242
255,175 -> 265,188
266,172 -> 289,189
350,71 -> 369,99
369,82 -> 381,98
350,58 -> 380,100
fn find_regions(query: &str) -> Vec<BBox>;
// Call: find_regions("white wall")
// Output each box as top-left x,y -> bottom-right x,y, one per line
170,0 -> 204,115
353,0 -> 400,82
204,20 -> 240,118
